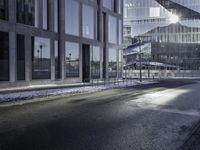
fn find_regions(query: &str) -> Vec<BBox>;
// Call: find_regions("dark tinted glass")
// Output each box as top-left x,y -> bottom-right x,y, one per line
17,0 -> 35,26
0,0 -> 8,20
0,31 -> 9,81
17,34 -> 25,80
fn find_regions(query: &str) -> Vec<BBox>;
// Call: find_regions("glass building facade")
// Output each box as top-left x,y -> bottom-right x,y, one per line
124,0 -> 200,77
0,0 -> 123,88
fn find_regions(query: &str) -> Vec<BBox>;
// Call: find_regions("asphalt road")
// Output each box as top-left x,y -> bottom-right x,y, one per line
0,79 -> 200,150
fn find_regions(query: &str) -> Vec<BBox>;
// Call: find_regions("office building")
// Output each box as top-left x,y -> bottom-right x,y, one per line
124,0 -> 200,73
0,0 -> 123,88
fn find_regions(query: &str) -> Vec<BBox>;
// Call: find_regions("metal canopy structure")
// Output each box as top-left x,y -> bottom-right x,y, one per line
155,0 -> 200,19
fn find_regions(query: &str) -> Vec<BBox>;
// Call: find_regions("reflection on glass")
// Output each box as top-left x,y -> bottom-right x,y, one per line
118,0 -> 122,14
54,0 -> 58,32
0,0 -> 8,20
124,0 -> 200,73
65,42 -> 79,77
103,0 -> 113,10
91,46 -> 100,79
17,0 -> 38,26
17,34 -> 25,80
109,15 -> 117,44
118,49 -> 123,78
0,31 -> 9,81
82,4 -> 94,39
108,48 -> 117,78
42,0 -> 48,30
65,0 -> 79,36
32,37 -> 51,79
119,19 -> 122,44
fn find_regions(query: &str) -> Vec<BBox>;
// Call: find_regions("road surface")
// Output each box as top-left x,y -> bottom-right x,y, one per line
0,79 -> 200,150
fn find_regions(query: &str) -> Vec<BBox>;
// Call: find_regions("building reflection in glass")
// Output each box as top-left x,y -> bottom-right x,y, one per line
91,46 -> 100,79
109,48 -> 117,78
124,0 -> 200,73
17,0 -> 39,27
32,37 -> 51,79
65,42 -> 80,78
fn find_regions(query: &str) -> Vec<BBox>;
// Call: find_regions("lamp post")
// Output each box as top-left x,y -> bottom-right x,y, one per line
139,39 -> 142,82
69,53 -> 71,77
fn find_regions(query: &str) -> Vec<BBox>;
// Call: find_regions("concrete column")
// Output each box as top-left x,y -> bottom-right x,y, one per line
100,47 -> 103,80
79,1 -> 83,81
105,14 -> 109,79
117,49 -> 119,79
50,39 -> 55,80
9,32 -> 16,83
59,0 -> 66,80
25,35 -> 32,82
99,0 -> 103,80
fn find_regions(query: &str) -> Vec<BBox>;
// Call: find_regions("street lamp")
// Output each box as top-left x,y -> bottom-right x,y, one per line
139,39 -> 142,82
69,53 -> 71,77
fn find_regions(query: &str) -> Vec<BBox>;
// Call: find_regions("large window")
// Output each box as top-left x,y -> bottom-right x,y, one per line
108,48 -> 117,78
42,0 -> 48,30
17,0 -> 38,27
0,0 -> 8,20
108,15 -> 117,44
82,4 -> 94,39
17,34 -> 25,80
54,0 -> 58,32
65,0 -> 79,36
91,46 -> 100,79
0,32 -> 9,81
103,0 -> 113,10
118,49 -> 123,78
65,42 -> 79,77
32,37 -> 51,79
118,0 -> 122,14
119,19 -> 122,44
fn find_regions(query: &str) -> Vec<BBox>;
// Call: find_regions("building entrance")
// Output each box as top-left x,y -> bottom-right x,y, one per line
82,44 -> 90,82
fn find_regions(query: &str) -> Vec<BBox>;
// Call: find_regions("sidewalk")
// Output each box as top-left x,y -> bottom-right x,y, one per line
0,79 -> 158,103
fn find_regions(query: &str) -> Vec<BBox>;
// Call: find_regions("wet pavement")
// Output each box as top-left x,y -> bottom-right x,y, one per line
0,79 -> 200,150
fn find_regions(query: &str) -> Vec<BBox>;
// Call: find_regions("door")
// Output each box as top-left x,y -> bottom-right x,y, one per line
82,44 -> 90,82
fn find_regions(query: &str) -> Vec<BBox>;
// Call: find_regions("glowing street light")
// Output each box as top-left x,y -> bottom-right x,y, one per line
169,14 -> 179,24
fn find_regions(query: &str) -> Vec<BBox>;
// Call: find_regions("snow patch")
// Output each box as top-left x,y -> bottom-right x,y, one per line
0,80 -> 157,103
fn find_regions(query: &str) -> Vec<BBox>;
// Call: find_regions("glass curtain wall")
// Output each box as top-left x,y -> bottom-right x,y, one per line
0,32 -> 9,81
118,49 -> 123,78
65,0 -> 79,36
108,15 -> 117,44
119,19 -> 122,44
65,42 -> 79,78
54,0 -> 58,32
91,46 -> 100,79
124,0 -> 200,76
103,0 -> 113,10
82,4 -> 94,39
0,0 -> 8,20
108,48 -> 117,78
17,0 -> 38,26
42,0 -> 48,30
32,37 -> 51,79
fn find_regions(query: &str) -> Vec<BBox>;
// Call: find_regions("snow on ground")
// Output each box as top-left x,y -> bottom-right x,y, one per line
0,80 -> 157,103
